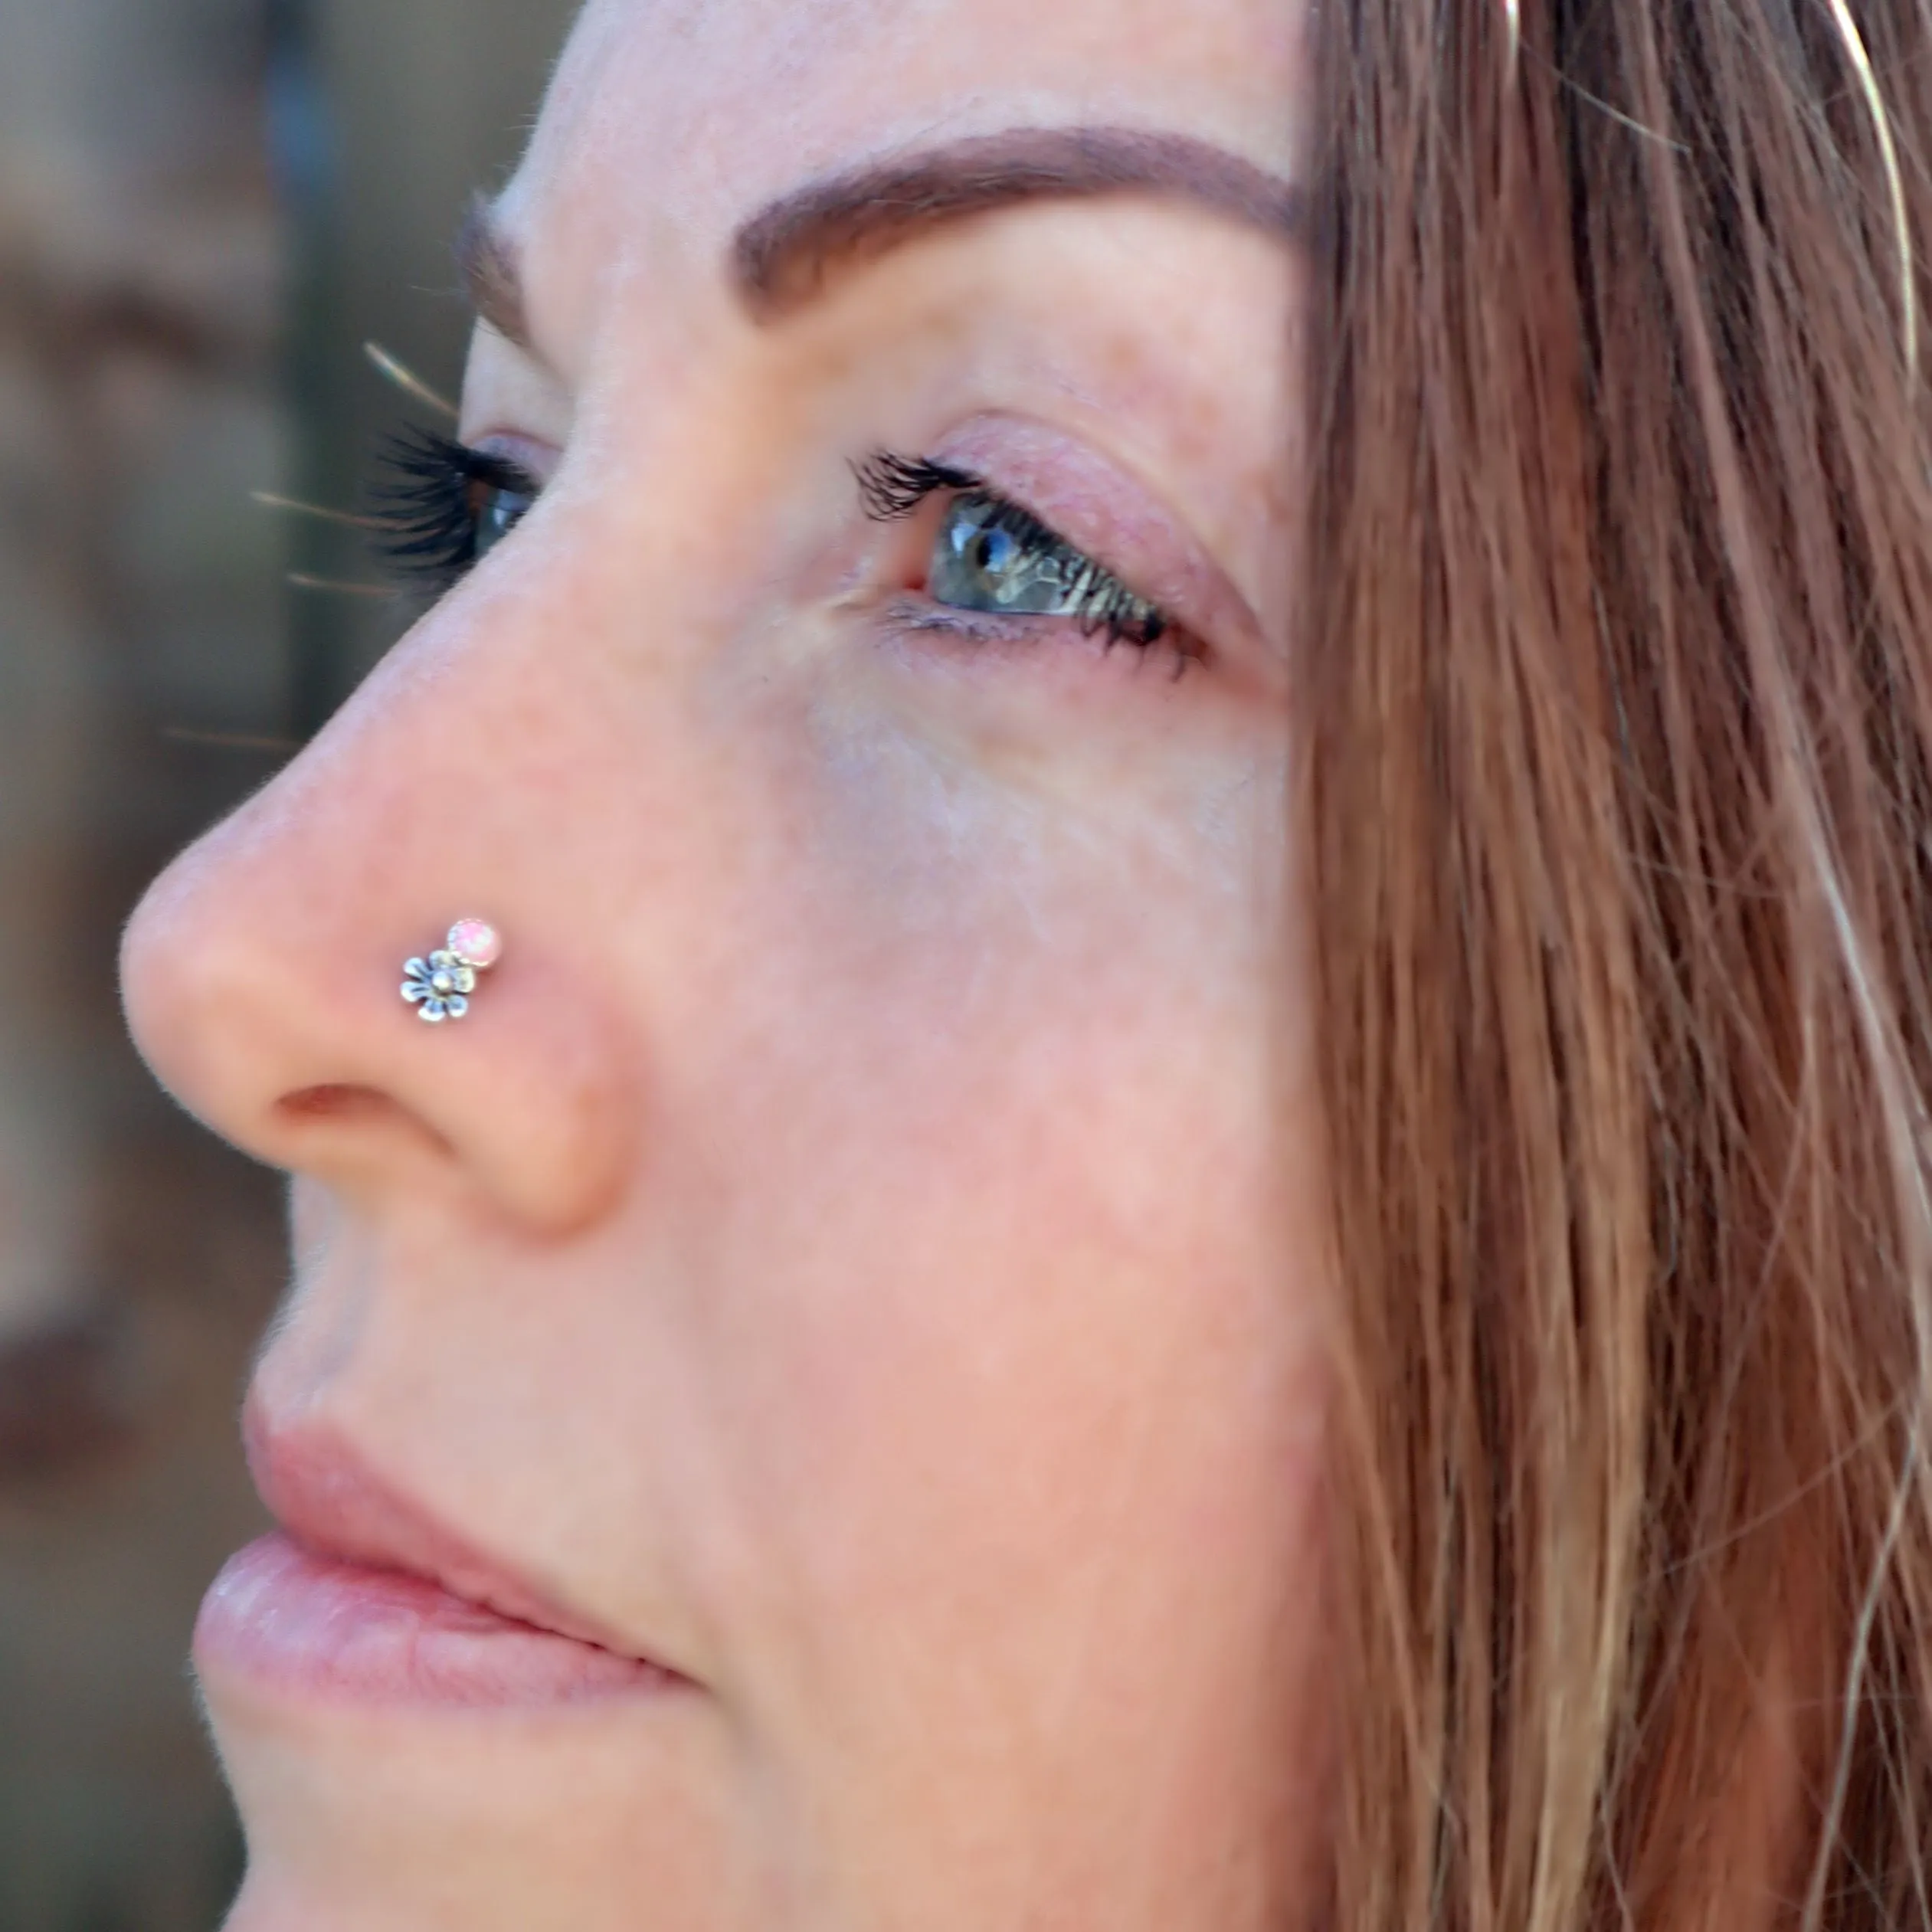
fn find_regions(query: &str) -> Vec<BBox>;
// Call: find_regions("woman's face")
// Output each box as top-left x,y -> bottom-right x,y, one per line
121,0 -> 1332,1925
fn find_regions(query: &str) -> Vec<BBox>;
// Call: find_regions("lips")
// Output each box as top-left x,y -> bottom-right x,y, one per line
191,1406 -> 683,1708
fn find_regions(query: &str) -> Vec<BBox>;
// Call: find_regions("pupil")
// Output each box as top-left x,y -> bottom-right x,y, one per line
971,529 -> 1015,576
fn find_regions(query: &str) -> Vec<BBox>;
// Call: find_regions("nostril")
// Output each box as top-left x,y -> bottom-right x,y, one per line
275,1086 -> 459,1163
279,1085 -> 392,1125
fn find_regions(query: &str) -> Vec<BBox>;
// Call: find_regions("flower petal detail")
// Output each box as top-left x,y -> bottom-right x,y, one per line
402,942 -> 484,1023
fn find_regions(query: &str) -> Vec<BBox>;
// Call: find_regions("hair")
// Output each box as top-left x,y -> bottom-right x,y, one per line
1305,1 -> 1932,1927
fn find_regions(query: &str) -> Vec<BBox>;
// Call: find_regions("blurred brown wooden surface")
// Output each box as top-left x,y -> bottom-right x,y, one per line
0,2 -> 573,1924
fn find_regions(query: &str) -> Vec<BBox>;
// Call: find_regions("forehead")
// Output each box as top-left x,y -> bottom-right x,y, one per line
504,0 -> 1307,278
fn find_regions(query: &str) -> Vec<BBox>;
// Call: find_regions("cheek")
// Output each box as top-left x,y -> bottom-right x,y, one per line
715,666 -> 1289,1294
663,677 -> 1321,1698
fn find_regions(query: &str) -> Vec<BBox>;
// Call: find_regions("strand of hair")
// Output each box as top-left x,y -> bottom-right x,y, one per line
251,491 -> 396,533
287,572 -> 392,599
1818,0 -> 1917,381
363,342 -> 459,421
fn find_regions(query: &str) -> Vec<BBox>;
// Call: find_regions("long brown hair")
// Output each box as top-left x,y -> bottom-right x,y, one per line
1306,1 -> 1932,1926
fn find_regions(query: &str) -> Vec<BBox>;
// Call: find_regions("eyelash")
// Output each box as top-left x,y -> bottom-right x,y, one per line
367,434 -> 1179,667
370,428 -> 542,593
853,452 -> 1174,654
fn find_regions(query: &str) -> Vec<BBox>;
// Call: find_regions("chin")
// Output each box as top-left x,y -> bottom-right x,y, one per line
201,1665 -> 738,1932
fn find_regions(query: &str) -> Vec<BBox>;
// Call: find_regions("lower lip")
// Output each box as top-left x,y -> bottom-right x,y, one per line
195,1534 -> 679,1708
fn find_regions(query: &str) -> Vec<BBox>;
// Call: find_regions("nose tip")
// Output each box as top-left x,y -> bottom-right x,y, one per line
120,827 -> 265,1141
120,803 -> 638,1240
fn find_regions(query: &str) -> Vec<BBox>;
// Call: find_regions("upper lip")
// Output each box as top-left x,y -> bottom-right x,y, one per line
243,1400 -> 657,1663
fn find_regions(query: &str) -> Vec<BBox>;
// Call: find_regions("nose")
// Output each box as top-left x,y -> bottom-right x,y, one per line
120,591 -> 641,1239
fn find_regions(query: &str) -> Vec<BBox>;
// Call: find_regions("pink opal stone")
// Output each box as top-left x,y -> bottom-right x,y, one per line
447,919 -> 502,971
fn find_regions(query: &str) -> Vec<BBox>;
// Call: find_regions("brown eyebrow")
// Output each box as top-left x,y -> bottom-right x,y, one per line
457,194 -> 534,352
733,126 -> 1305,320
457,126 -> 1305,352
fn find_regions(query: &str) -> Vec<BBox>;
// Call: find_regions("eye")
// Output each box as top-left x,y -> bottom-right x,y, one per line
371,427 -> 541,594
856,452 -> 1173,653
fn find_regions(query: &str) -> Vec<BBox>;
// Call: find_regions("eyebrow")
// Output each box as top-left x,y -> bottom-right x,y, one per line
735,126 -> 1305,319
457,125 -> 1306,349
457,194 -> 534,352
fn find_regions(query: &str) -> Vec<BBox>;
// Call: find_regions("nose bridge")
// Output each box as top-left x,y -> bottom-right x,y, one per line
120,546 -> 656,1239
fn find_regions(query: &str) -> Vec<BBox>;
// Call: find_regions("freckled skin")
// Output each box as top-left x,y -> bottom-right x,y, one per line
119,0 -> 1335,1927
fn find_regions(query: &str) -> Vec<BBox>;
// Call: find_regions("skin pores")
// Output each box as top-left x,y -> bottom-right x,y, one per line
120,0 -> 1338,1926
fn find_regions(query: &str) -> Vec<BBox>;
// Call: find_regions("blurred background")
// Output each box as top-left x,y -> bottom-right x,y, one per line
0,1 -> 575,1922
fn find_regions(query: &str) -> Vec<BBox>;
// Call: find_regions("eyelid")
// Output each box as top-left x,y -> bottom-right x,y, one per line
876,595 -> 1201,686
463,429 -> 561,487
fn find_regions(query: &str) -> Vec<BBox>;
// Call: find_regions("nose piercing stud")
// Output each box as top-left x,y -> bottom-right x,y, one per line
401,919 -> 503,1023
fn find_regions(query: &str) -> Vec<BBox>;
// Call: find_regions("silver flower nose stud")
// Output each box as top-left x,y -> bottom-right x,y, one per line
401,919 -> 503,1023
